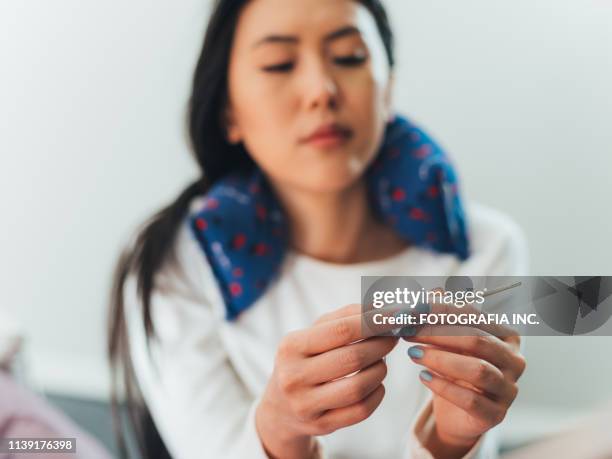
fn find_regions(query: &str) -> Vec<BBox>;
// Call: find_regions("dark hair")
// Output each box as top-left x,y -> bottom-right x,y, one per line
107,1 -> 395,457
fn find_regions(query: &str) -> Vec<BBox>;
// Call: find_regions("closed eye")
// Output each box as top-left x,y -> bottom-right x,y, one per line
262,54 -> 368,73
262,62 -> 294,73
334,54 -> 368,66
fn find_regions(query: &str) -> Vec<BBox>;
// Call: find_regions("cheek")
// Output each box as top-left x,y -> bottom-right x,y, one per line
229,72 -> 297,172
343,72 -> 388,121
240,120 -> 293,179
342,75 -> 389,156
233,86 -> 289,135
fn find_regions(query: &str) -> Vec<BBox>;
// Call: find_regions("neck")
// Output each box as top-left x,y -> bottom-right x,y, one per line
270,179 -> 409,264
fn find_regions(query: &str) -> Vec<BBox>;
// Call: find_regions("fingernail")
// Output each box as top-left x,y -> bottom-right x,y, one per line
407,346 -> 424,359
413,302 -> 431,315
420,370 -> 433,382
394,310 -> 407,320
401,326 -> 417,337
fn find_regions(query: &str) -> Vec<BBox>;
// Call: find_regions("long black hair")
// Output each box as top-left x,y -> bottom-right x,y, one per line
107,1 -> 395,457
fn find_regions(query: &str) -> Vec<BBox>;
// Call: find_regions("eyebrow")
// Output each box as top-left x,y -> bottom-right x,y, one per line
251,25 -> 361,49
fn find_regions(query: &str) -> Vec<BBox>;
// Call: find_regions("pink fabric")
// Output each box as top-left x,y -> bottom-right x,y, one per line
0,372 -> 111,459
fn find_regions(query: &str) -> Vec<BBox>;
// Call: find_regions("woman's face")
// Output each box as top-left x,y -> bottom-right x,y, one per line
225,0 -> 394,193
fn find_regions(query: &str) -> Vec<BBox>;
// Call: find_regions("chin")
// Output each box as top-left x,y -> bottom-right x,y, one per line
300,166 -> 366,193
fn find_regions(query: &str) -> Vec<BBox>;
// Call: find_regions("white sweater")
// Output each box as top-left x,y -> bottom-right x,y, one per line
123,199 -> 529,459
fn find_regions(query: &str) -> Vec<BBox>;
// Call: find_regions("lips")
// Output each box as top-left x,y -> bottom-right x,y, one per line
301,123 -> 353,146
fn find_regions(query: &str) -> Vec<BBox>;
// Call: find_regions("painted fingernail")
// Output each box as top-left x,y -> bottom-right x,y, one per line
413,302 -> 431,315
407,346 -> 424,359
394,310 -> 407,320
420,370 -> 433,382
401,326 -> 417,337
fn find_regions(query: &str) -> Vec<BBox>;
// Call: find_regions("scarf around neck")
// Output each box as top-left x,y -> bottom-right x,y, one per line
189,114 -> 471,320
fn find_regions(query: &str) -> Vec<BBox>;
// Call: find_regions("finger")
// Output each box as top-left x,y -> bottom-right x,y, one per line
422,299 -> 520,342
419,370 -> 506,428
407,345 -> 518,402
308,360 -> 388,412
301,337 -> 397,383
404,286 -> 519,343
310,384 -> 386,435
403,326 -> 526,380
313,303 -> 362,326
297,307 -> 404,355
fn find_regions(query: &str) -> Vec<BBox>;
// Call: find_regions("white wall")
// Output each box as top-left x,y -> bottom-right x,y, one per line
385,0 -> 612,419
1,0 -> 611,431
0,0 -> 212,397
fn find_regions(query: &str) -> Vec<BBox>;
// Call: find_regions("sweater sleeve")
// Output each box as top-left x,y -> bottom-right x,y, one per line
403,203 -> 530,458
123,222 -> 277,459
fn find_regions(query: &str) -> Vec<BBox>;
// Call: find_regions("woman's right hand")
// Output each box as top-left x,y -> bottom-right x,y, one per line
255,304 -> 399,459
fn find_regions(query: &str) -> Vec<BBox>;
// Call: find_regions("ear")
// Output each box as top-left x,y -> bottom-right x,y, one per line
383,72 -> 395,123
223,105 -> 243,144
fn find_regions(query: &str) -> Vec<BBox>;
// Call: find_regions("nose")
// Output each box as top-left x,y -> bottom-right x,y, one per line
302,59 -> 340,112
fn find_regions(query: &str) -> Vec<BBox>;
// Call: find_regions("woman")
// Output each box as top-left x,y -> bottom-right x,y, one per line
108,0 -> 529,458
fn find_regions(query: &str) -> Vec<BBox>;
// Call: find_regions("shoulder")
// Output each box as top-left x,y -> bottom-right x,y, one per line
460,202 -> 530,276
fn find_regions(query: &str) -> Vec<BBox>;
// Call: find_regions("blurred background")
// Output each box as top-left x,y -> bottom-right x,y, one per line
1,0 -> 611,456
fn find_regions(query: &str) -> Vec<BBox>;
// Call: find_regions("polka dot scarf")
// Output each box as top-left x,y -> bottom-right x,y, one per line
190,114 -> 470,320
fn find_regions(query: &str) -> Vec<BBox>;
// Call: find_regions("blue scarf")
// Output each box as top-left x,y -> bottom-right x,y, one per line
189,114 -> 470,320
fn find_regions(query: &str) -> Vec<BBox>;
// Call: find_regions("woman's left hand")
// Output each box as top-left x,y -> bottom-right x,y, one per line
402,308 -> 526,457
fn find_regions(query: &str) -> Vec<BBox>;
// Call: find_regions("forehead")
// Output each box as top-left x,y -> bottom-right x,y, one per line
233,0 -> 378,46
